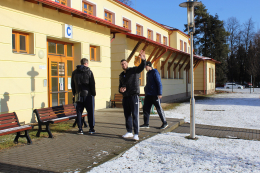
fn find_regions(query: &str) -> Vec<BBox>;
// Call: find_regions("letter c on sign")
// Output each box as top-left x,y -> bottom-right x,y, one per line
67,26 -> 72,36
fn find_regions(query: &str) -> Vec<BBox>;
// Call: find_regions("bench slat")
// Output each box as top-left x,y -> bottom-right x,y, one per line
0,115 -> 17,121
0,119 -> 18,125
0,125 -> 32,136
0,123 -> 19,130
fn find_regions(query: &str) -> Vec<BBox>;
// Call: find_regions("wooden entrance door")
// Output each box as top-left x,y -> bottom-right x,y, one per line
47,40 -> 74,107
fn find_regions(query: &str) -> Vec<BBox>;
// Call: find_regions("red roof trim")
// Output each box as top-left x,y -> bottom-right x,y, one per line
28,0 -> 130,33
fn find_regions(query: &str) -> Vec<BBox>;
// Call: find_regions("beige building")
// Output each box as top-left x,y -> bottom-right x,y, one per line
0,0 -> 218,124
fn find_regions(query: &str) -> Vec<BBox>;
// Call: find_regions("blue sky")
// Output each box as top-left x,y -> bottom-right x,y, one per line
133,0 -> 260,33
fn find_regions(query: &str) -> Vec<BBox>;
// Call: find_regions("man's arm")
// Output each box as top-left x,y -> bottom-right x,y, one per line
154,70 -> 163,96
135,50 -> 146,73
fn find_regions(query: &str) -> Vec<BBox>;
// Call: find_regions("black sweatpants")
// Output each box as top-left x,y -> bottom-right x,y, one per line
76,95 -> 95,130
123,95 -> 139,135
143,95 -> 166,125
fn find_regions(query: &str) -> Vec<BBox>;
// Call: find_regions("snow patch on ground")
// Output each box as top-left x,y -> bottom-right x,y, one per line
89,133 -> 260,173
160,88 -> 260,129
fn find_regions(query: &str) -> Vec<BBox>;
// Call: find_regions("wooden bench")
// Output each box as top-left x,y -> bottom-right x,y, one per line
33,104 -> 87,138
0,112 -> 33,144
110,93 -> 123,108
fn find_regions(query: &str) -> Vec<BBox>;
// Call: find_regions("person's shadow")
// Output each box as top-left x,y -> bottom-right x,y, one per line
0,92 -> 10,113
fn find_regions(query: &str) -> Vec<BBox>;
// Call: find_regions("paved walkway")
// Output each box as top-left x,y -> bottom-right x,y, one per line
0,108 -> 184,173
172,123 -> 260,140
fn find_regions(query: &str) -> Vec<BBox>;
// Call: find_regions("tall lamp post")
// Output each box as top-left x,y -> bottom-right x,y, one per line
179,0 -> 202,139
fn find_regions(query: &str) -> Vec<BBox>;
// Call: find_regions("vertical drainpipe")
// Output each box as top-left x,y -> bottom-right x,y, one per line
111,33 -> 116,43
203,60 -> 206,95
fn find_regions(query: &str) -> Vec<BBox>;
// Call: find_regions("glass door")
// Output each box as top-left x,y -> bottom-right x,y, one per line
47,40 -> 74,107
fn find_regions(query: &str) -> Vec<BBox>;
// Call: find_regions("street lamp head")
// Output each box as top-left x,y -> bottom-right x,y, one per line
179,0 -> 202,33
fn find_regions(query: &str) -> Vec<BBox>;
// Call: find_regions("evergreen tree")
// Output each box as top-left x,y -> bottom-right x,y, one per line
184,4 -> 230,84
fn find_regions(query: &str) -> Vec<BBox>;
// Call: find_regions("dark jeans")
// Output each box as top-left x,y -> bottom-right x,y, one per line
143,95 -> 166,125
76,95 -> 95,130
123,95 -> 139,135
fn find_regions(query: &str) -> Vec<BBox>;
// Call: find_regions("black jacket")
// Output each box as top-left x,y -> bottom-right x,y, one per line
71,65 -> 96,97
119,59 -> 146,97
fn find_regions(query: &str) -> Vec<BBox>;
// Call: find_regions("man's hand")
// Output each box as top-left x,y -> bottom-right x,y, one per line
120,87 -> 126,93
158,95 -> 162,99
139,50 -> 146,60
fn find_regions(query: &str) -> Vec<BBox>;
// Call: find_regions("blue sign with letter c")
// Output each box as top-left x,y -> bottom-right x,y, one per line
67,26 -> 72,36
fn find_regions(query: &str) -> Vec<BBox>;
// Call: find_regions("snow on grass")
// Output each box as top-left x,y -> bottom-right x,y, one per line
89,132 -> 260,173
161,88 -> 260,129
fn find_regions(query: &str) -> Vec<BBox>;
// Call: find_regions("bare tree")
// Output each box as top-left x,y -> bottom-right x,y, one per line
243,17 -> 255,52
226,17 -> 240,55
118,0 -> 132,6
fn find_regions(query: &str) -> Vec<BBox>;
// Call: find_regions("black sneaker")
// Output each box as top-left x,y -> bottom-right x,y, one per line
159,123 -> 168,129
77,130 -> 84,135
140,124 -> 149,128
89,129 -> 96,134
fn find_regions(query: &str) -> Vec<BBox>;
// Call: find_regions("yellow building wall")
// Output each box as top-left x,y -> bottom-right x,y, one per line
169,31 -> 190,52
194,61 -> 205,93
0,0 -> 111,123
206,60 -> 216,93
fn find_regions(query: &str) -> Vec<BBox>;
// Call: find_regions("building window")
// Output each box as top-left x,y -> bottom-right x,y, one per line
90,46 -> 97,61
156,33 -> 161,43
179,64 -> 183,79
135,56 -> 143,86
163,36 -> 167,45
184,42 -> 187,52
104,11 -> 113,23
174,63 -> 178,79
180,40 -> 183,51
12,31 -> 29,53
168,62 -> 171,78
136,25 -> 142,36
48,40 -> 73,56
147,29 -> 153,40
55,0 -> 67,6
161,61 -> 165,78
123,18 -> 131,29
209,68 -> 212,83
82,2 -> 93,15
211,68 -> 214,83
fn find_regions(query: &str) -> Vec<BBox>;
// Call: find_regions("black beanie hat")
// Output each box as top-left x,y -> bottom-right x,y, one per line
146,61 -> 152,67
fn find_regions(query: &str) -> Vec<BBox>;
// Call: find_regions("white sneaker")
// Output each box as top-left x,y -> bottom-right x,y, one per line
122,132 -> 134,138
133,134 -> 139,141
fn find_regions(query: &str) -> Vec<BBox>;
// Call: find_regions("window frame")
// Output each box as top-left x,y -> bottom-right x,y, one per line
174,63 -> 178,79
12,31 -> 29,54
82,1 -> 93,15
163,36 -> 167,45
184,42 -> 187,52
47,39 -> 74,57
55,0 -> 69,6
104,9 -> 115,24
90,46 -> 97,61
156,33 -> 161,43
180,39 -> 183,51
147,29 -> 153,40
161,61 -> 165,79
136,24 -> 143,36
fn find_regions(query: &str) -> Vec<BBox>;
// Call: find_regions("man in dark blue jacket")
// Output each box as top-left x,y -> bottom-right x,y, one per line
119,50 -> 146,141
141,61 -> 168,129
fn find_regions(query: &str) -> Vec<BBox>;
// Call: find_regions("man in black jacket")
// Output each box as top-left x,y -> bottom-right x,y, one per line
71,58 -> 96,135
119,50 -> 146,141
